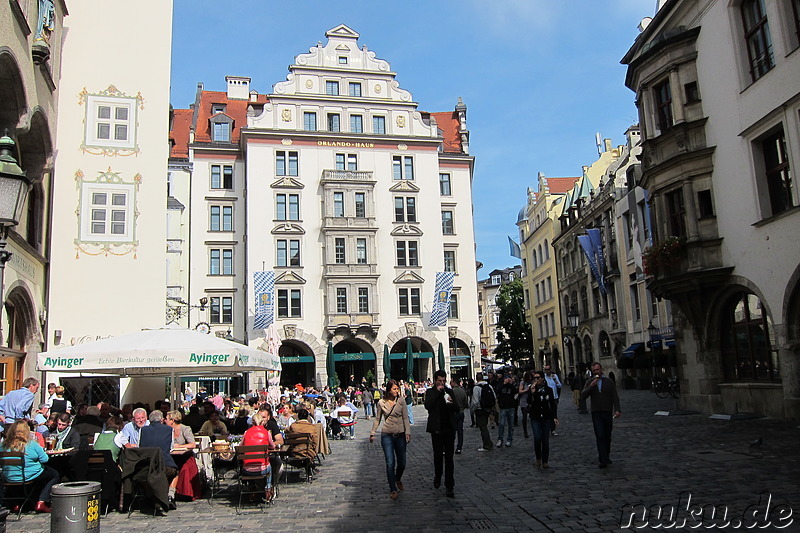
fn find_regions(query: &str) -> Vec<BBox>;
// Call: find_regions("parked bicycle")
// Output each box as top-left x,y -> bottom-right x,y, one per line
651,376 -> 679,399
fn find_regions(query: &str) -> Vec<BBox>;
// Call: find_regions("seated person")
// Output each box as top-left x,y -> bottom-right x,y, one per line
1,420 -> 61,513
33,403 -> 50,435
139,410 -> 179,509
51,412 -> 81,452
119,407 -> 149,448
182,404 -> 205,434
285,409 -> 318,460
93,415 -> 124,462
241,412 -> 275,501
329,396 -> 358,440
73,405 -> 103,447
198,411 -> 228,439
231,408 -> 250,435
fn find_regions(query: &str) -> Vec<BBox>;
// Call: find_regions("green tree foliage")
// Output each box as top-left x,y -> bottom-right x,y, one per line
494,279 -> 533,364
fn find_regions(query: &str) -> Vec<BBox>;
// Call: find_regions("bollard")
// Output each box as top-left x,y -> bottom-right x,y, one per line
50,481 -> 102,533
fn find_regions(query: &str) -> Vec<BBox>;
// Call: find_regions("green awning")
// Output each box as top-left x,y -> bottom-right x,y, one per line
281,355 -> 315,364
333,352 -> 376,361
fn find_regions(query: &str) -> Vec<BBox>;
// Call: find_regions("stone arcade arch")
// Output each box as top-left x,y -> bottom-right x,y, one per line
0,283 -> 40,394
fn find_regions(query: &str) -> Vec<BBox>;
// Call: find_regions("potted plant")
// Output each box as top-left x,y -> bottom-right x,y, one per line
642,236 -> 687,276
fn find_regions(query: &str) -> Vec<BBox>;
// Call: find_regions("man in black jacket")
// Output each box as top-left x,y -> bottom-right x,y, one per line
581,362 -> 621,468
424,370 -> 458,498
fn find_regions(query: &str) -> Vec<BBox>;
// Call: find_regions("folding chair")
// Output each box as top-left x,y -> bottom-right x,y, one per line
282,434 -> 314,483
234,445 -> 271,514
0,451 -> 38,520
337,410 -> 356,439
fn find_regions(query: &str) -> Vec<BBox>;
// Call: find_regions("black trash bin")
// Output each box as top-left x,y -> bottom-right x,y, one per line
50,481 -> 101,533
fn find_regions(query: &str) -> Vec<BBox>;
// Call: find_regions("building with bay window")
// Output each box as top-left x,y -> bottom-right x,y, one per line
621,0 -> 800,418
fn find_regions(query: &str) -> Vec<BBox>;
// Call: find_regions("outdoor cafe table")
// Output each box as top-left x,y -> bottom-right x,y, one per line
197,444 -> 289,500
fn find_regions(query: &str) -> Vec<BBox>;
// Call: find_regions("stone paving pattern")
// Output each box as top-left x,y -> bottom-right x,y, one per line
7,390 -> 799,532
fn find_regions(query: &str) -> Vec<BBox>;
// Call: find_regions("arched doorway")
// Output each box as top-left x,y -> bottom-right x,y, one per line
388,337 -> 434,383
279,341 -> 316,388
1,286 -> 37,395
332,339 -> 376,389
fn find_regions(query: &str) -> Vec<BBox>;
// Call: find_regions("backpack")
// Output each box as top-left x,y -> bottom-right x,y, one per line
373,390 -> 381,400
479,383 -> 495,410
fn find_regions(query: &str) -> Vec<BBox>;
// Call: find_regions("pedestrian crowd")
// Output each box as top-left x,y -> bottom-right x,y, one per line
0,364 -> 620,515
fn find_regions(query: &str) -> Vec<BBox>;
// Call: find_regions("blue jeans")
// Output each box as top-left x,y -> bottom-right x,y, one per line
407,403 -> 414,424
530,418 -> 552,463
591,411 -> 614,464
380,433 -> 407,492
364,403 -> 374,418
244,464 -> 272,489
498,407 -> 515,443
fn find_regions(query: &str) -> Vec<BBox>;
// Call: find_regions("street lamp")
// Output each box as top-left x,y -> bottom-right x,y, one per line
0,133 -> 32,344
566,304 -> 580,371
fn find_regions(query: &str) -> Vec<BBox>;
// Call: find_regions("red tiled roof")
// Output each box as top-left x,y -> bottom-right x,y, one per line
169,109 -> 193,158
431,111 -> 462,153
193,91 -> 269,145
545,177 -> 581,194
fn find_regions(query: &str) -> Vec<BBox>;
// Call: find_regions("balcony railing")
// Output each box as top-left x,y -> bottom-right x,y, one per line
326,313 -> 381,332
321,170 -> 374,182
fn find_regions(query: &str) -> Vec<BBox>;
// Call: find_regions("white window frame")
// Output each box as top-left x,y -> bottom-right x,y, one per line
80,182 -> 135,242
84,95 -> 137,150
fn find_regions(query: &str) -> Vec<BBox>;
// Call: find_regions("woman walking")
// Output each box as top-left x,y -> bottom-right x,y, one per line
518,371 -> 534,439
528,371 -> 559,468
369,379 -> 411,500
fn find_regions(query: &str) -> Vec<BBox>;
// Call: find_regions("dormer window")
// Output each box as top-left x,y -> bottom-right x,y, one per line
212,104 -> 226,114
210,113 -> 233,143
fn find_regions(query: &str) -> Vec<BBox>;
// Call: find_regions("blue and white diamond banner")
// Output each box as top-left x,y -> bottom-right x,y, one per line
253,271 -> 275,329
428,271 -> 455,327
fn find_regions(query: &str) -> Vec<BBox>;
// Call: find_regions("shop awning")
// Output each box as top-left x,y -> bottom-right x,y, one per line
622,343 -> 644,357
449,356 -> 471,368
333,352 -> 376,361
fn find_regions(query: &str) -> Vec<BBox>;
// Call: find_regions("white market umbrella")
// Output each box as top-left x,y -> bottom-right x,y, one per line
37,324 -> 281,375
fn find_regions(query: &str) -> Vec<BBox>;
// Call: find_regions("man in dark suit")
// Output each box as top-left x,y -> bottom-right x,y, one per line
580,362 -> 621,468
424,370 -> 459,498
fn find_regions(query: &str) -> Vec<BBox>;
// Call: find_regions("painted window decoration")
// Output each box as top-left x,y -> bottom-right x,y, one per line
75,167 -> 140,256
79,85 -> 144,156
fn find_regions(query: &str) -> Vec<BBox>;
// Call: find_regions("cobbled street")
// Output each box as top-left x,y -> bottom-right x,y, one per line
8,390 -> 799,532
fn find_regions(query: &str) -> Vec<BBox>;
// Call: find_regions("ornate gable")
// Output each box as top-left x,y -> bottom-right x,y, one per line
271,223 -> 305,235
275,271 -> 306,284
389,180 -> 419,193
393,270 -> 425,284
390,224 -> 423,236
271,177 -> 304,189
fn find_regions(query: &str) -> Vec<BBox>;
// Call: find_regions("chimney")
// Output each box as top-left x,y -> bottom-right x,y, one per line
226,76 -> 251,100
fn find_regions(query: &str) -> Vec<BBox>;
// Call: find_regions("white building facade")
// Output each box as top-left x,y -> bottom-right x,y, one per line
46,0 -> 173,405
622,0 -> 800,418
173,26 -> 480,389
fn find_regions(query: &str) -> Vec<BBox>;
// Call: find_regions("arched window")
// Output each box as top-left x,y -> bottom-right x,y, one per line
583,335 -> 593,361
538,244 -> 543,265
580,287 -> 589,319
721,292 -> 778,381
544,240 -> 549,260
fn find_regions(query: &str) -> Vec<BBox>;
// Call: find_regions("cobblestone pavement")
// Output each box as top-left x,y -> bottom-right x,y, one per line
7,390 -> 800,532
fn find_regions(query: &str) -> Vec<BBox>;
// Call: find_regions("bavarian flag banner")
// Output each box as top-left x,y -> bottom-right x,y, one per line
428,271 -> 455,327
253,271 -> 275,329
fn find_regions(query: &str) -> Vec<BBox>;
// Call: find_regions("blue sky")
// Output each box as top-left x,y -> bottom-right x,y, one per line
171,0 -> 654,278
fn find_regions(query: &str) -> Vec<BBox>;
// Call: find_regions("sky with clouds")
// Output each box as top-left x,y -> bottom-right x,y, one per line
171,0 -> 658,277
